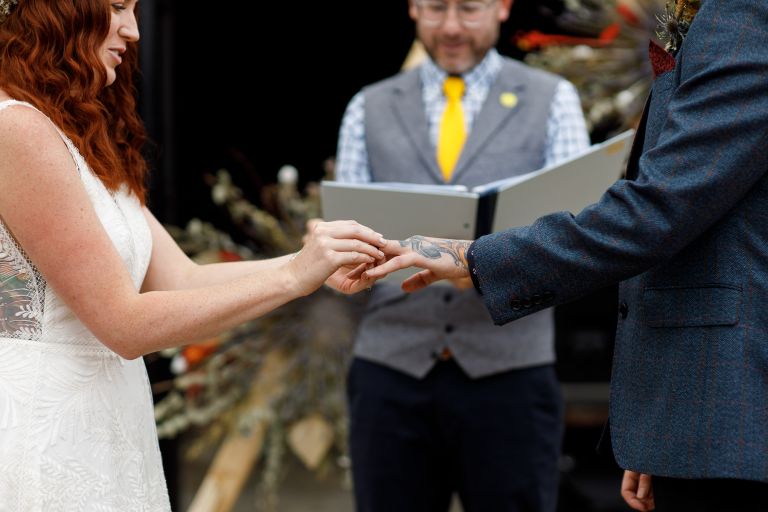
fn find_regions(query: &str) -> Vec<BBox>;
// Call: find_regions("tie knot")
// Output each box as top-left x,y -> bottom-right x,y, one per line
443,76 -> 465,101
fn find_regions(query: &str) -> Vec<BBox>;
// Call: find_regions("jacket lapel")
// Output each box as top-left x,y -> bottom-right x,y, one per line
391,74 -> 445,183
625,94 -> 652,181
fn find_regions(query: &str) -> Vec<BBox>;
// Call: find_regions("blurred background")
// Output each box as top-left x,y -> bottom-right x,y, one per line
136,0 -> 664,510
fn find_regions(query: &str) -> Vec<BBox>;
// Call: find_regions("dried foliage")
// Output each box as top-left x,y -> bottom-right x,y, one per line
518,0 -> 666,137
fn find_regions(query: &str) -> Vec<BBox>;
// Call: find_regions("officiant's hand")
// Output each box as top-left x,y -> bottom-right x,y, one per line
286,220 -> 386,296
362,236 -> 473,292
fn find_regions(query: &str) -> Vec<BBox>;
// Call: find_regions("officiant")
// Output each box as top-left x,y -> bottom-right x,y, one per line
334,0 -> 589,510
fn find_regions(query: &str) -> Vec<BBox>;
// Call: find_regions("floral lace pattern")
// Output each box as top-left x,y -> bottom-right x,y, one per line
0,224 -> 44,340
0,100 -> 169,511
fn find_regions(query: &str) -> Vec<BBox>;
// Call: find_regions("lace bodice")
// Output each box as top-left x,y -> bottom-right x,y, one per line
0,100 -> 170,511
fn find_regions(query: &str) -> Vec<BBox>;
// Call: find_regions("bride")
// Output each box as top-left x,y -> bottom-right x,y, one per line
0,0 -> 384,509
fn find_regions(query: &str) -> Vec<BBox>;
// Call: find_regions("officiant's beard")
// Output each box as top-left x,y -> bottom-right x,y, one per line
411,4 -> 505,75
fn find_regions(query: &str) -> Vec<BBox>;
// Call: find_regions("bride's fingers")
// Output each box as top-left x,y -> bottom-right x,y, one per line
305,218 -> 323,232
322,238 -> 385,260
346,262 -> 371,279
312,221 -> 387,248
326,252 -> 376,269
364,254 -> 418,279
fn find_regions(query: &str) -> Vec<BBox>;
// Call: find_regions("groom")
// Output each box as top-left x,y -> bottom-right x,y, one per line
367,0 -> 768,510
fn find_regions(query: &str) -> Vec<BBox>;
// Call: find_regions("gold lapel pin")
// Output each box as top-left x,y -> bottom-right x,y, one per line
500,92 -> 518,109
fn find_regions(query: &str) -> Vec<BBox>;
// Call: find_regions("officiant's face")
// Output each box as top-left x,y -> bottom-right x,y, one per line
410,0 -> 512,75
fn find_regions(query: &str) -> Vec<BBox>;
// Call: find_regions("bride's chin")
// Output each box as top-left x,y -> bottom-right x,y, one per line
104,69 -> 117,87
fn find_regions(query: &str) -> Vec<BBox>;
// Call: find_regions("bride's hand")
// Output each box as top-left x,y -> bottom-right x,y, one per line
285,220 -> 386,296
325,261 -> 379,294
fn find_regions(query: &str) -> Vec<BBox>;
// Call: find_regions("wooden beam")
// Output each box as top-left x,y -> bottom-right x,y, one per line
188,349 -> 291,512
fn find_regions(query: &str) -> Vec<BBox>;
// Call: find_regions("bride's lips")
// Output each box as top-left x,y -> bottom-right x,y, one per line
107,47 -> 125,65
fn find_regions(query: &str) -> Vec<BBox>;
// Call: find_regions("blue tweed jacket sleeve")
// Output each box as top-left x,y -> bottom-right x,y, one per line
472,0 -> 768,326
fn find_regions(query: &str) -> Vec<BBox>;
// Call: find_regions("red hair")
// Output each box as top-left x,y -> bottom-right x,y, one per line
0,0 -> 148,203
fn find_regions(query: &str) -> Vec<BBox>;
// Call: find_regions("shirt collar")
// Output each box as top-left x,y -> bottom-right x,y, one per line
420,48 -> 502,100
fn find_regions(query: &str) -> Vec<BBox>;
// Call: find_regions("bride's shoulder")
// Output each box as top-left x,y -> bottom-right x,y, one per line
0,100 -> 74,187
0,97 -> 58,143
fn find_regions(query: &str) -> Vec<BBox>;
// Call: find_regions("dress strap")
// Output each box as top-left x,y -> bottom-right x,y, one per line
0,98 -> 39,112
0,99 -> 88,176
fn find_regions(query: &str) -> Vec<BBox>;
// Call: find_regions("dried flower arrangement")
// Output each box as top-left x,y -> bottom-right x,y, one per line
516,0 -> 667,137
154,164 -> 362,509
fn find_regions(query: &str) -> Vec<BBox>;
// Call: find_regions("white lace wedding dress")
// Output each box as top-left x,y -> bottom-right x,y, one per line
0,100 -> 171,511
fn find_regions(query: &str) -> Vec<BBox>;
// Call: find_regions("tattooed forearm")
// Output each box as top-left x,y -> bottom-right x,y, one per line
399,236 -> 471,268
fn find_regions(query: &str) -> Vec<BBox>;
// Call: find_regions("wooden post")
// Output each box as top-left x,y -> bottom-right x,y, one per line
188,349 -> 291,512
401,39 -> 427,71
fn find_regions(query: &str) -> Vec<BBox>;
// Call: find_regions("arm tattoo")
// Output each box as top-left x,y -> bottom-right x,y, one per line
399,236 -> 471,269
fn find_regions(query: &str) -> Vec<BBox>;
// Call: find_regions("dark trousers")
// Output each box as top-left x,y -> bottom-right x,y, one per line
653,476 -> 768,511
347,357 -> 563,512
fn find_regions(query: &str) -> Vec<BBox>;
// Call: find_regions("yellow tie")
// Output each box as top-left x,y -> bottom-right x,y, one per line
437,76 -> 467,182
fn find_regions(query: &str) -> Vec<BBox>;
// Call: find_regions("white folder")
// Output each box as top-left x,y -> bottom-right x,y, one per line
321,129 -> 635,240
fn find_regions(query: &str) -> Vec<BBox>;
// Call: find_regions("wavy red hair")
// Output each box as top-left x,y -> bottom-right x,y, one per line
0,0 -> 148,202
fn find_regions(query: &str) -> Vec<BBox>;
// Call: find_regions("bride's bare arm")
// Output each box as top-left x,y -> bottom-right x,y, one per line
140,208 -> 301,291
0,106 -> 383,359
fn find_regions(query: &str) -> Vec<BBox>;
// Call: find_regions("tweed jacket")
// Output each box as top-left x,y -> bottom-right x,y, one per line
470,0 -> 768,481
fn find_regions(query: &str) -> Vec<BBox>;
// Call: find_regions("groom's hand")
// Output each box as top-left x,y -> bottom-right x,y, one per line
363,236 -> 472,292
621,471 -> 654,511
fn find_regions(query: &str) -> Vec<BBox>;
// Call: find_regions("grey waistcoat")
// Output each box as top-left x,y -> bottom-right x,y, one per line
355,58 -> 560,378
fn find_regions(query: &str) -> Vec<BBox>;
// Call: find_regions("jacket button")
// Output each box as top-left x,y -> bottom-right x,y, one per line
445,324 -> 454,334
522,298 -> 533,309
443,293 -> 453,303
619,301 -> 629,319
511,299 -> 522,311
532,294 -> 542,305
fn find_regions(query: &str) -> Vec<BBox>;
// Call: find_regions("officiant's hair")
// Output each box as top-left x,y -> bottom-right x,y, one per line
0,0 -> 149,202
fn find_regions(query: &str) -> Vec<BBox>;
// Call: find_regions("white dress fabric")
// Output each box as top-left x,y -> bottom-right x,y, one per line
0,100 -> 170,511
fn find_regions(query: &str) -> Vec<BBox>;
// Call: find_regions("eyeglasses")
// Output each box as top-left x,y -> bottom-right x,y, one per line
415,0 -> 498,27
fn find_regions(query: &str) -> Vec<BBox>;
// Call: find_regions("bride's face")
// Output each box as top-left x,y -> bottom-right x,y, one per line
99,1 -> 140,87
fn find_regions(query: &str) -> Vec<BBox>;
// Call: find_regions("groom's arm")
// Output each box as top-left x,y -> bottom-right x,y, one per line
373,0 -> 768,326
471,0 -> 768,325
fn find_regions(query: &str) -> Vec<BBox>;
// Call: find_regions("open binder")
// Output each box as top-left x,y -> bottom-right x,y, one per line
321,130 -> 634,241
